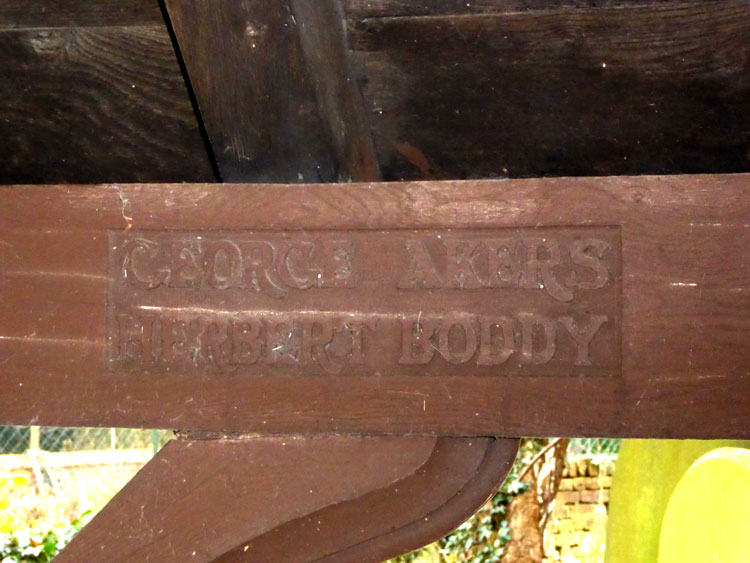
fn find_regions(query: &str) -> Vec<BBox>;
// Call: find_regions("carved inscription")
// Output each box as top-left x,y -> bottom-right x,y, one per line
108,228 -> 621,377
120,237 -> 355,295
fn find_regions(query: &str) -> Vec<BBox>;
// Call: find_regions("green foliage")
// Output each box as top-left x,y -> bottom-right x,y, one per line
391,439 -> 546,563
393,438 -> 618,563
435,440 -> 542,562
391,487 -> 521,563
0,512 -> 90,562
605,439 -> 750,563
568,438 -> 621,461
438,489 -> 517,563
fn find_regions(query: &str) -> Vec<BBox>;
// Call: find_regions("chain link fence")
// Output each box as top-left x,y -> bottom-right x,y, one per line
0,426 -> 170,455
0,429 -> 620,545
0,426 -> 172,534
568,438 -> 621,458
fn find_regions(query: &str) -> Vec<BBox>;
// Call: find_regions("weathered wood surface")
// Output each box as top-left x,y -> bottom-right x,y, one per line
8,2 -> 748,560
0,4 -> 214,184
1,175 -> 748,438
3,1 -> 748,185
290,0 -> 381,181
348,0 -> 750,180
121,7 -> 496,563
0,0 -> 163,28
57,436 -> 517,562
165,0 -> 339,183
345,0 -> 667,18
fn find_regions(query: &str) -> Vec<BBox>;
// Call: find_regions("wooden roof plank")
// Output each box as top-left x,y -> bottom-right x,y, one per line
0,24 -> 215,183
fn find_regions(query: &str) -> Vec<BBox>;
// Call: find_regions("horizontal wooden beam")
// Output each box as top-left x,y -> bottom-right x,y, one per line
344,0 -> 669,18
348,0 -> 750,179
1,175 -> 749,438
0,0 -> 162,29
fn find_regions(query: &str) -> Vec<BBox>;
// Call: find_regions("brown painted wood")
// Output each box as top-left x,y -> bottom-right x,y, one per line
151,7 -> 486,562
0,0 -> 162,29
348,0 -> 750,180
216,437 -> 518,562
56,435 -> 518,562
0,175 -> 748,438
164,0 -> 338,183
0,24 -> 215,184
106,226 -> 621,379
4,3 -> 744,560
291,0 -> 381,182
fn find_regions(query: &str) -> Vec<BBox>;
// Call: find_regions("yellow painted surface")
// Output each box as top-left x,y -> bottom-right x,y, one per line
605,440 -> 750,563
659,448 -> 750,563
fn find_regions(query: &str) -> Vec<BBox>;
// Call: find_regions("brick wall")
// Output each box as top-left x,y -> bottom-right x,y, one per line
543,459 -> 613,563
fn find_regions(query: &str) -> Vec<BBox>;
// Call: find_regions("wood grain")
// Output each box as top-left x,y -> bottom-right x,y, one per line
57,435 -> 518,562
0,175 -> 748,438
0,25 -> 215,184
291,0 -> 381,181
165,0 -> 337,183
0,0 -> 162,29
348,0 -> 750,180
345,0 -> 671,18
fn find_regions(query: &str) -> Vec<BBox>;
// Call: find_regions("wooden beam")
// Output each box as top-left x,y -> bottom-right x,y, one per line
291,0 -> 380,181
164,0 -> 340,182
344,0 -> 675,18
0,0 -> 162,29
0,24 -> 215,184
347,0 -> 750,179
1,175 -> 748,438
57,436 -> 518,561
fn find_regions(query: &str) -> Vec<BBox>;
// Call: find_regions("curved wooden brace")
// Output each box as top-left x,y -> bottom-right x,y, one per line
57,436 -> 518,562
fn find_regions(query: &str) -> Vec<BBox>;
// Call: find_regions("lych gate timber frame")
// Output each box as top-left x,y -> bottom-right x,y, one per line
1,0 -> 749,561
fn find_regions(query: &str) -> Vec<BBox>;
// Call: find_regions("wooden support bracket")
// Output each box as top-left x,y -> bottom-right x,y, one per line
56,436 -> 518,561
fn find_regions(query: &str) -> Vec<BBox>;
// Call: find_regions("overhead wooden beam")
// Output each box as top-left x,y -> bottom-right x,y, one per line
0,0 -> 163,28
164,0 -> 330,181
0,7 -> 215,184
291,0 -> 380,181
165,0 -> 379,182
344,0 -> 675,18
347,0 -> 750,179
1,175 -> 748,438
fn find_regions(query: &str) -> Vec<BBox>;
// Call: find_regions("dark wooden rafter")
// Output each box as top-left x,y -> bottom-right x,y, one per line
0,1 -> 215,184
0,0 -> 162,28
2,0 -> 747,184
290,0 -> 381,182
346,0 -> 750,180
344,0 -> 681,18
164,0 -> 380,182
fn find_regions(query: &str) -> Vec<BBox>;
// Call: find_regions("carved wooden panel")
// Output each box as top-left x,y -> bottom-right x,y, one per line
1,175 -> 748,438
107,227 -> 621,378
